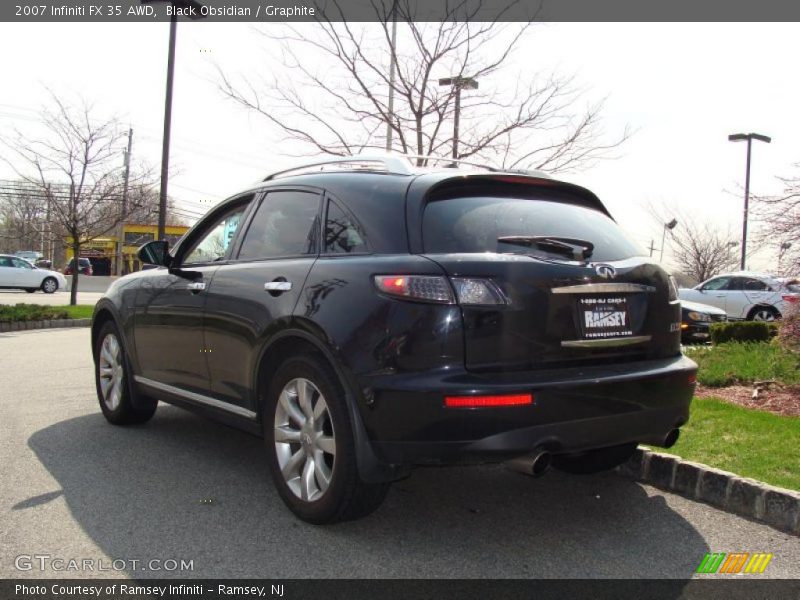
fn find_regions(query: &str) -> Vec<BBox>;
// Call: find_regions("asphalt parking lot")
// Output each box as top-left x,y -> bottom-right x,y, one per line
1,328 -> 798,580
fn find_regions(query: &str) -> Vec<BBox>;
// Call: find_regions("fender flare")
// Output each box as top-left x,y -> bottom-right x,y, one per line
256,327 -> 409,483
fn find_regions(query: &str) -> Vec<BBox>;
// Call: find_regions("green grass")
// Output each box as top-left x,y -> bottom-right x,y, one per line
0,303 -> 93,322
670,397 -> 800,490
684,342 -> 800,387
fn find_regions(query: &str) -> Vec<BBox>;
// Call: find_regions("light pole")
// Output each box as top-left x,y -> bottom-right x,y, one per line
438,76 -> 479,159
659,218 -> 678,262
728,132 -> 771,270
385,1 -> 398,152
141,0 -> 204,241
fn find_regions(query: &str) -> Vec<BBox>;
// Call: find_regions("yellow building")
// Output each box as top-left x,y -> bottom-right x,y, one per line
66,224 -> 190,276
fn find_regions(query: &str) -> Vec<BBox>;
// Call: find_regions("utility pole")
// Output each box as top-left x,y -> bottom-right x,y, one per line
385,0 -> 398,152
116,128 -> 133,276
647,239 -> 657,257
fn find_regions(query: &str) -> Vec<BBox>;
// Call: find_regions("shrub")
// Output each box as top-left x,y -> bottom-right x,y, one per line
710,321 -> 772,344
0,304 -> 69,323
778,307 -> 800,352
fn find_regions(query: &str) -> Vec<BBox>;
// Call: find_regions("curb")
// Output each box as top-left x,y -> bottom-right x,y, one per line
0,318 -> 91,332
617,448 -> 800,536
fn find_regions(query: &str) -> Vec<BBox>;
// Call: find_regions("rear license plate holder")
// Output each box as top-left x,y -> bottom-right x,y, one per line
577,296 -> 633,340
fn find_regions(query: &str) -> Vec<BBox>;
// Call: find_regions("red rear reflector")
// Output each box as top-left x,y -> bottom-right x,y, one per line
688,374 -> 697,385
445,393 -> 533,408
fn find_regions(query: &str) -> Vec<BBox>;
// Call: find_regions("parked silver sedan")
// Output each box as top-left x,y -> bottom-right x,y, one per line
0,254 -> 67,293
679,271 -> 800,321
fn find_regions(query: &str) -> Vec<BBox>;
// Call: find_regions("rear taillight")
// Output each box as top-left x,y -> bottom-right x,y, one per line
782,294 -> 799,303
373,275 -> 507,305
445,393 -> 533,408
688,373 -> 697,385
373,275 -> 454,303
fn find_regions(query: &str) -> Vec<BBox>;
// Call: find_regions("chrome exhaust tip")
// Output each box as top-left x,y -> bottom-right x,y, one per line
505,450 -> 551,478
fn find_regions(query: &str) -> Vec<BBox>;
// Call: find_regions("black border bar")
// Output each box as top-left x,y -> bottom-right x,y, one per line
2,579 -> 800,600
5,0 -> 800,22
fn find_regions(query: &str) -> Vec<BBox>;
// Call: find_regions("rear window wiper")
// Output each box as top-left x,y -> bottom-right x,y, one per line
497,236 -> 594,259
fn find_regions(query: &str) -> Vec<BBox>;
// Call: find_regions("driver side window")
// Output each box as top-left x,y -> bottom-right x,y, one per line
182,199 -> 251,265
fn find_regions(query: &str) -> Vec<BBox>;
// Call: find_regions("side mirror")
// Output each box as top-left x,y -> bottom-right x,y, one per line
138,240 -> 171,267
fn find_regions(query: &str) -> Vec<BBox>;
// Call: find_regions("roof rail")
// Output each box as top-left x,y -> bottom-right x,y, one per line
262,153 -> 550,181
263,155 -> 415,181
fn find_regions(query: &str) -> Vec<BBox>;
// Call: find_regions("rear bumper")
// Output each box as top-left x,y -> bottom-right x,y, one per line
358,354 -> 697,465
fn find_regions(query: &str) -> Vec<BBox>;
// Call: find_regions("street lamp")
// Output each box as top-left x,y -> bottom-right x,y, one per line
438,76 -> 479,159
728,132 -> 771,271
141,0 -> 204,241
659,218 -> 678,262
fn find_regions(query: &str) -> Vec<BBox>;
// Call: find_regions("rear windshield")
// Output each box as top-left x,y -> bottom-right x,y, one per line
422,196 -> 642,261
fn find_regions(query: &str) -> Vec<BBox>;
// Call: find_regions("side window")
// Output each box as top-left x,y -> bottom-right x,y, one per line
702,277 -> 731,291
742,278 -> 769,291
238,191 -> 320,260
183,203 -> 248,265
325,200 -> 368,254
11,258 -> 33,269
0,257 -> 13,267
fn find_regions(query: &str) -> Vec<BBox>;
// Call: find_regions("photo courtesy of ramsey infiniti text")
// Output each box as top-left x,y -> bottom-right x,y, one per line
91,155 -> 697,524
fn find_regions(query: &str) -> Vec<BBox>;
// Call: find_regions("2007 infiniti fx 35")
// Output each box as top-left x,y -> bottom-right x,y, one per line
91,154 -> 697,523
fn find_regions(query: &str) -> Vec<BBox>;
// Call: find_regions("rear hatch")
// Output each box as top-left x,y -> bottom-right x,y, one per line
419,178 -> 681,372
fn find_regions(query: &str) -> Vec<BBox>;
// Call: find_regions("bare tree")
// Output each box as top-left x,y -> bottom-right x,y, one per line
649,206 -> 740,284
753,170 -> 800,275
218,1 -> 630,172
0,184 -> 46,253
0,95 -> 153,304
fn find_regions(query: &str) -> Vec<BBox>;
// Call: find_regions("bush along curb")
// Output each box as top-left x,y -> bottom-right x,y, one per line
0,318 -> 91,332
617,448 -> 800,536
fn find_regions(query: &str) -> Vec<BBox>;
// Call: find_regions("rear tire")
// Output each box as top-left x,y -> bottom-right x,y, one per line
94,320 -> 157,425
41,277 -> 58,294
264,354 -> 389,524
748,306 -> 779,321
552,443 -> 638,475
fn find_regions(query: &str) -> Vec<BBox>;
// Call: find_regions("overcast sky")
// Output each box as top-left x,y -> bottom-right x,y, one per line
0,22 -> 796,271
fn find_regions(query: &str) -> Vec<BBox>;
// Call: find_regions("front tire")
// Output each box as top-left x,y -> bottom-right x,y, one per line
264,355 -> 389,524
41,277 -> 58,294
94,321 -> 157,425
552,443 -> 638,475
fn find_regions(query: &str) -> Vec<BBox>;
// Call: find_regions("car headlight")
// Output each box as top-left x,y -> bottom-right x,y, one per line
687,311 -> 711,322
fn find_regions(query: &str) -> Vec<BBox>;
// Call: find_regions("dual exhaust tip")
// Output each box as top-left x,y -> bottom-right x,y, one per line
505,429 -> 681,478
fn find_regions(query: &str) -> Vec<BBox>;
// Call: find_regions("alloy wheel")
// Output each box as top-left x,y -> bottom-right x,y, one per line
43,278 -> 57,293
752,309 -> 776,322
274,377 -> 336,502
98,333 -> 124,411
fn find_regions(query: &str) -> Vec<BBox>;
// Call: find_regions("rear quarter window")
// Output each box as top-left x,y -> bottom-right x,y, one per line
422,195 -> 642,261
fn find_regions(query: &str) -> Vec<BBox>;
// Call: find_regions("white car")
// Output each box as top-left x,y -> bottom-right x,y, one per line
0,254 -> 68,294
679,271 -> 800,321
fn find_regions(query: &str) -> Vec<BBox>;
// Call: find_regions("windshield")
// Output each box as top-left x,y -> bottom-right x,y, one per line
422,196 -> 643,261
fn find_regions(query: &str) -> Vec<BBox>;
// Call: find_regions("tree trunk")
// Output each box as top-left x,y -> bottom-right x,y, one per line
70,238 -> 80,306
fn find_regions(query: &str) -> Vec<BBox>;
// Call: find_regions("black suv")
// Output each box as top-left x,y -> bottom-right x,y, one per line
91,155 -> 697,523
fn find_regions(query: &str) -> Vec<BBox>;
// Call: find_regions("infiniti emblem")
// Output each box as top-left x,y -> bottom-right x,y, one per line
595,264 -> 616,279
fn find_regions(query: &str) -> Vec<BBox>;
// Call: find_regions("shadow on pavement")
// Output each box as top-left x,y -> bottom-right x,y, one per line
27,405 -> 706,582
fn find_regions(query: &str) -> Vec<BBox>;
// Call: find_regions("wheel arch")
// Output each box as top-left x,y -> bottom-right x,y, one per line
747,303 -> 780,320
253,325 -> 407,483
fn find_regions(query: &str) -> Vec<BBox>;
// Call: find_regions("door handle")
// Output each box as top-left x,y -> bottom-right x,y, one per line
186,282 -> 206,292
264,281 -> 292,292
